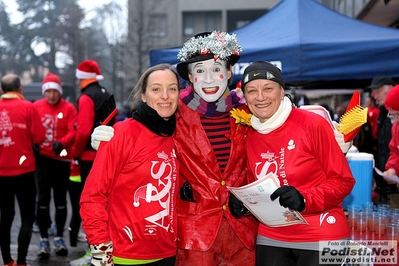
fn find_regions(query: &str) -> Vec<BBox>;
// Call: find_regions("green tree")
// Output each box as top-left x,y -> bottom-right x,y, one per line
125,0 -> 174,97
0,1 -> 13,76
75,25 -> 112,86
0,1 -> 31,76
0,0 -> 126,96
89,1 -> 127,103
15,0 -> 84,80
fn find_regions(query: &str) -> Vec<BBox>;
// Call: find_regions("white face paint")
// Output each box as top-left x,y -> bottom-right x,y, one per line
188,58 -> 231,103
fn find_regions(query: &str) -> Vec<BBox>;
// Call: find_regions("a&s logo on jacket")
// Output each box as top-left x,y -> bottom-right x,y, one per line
132,150 -> 177,233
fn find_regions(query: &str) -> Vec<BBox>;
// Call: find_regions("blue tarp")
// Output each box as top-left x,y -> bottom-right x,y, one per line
150,0 -> 399,88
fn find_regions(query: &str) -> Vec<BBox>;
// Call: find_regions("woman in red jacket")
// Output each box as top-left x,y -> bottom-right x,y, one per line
241,61 -> 355,266
80,64 -> 180,266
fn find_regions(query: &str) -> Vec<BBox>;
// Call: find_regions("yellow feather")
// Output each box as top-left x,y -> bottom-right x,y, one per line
338,106 -> 368,135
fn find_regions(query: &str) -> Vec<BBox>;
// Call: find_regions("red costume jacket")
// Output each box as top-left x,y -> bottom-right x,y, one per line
174,102 -> 258,251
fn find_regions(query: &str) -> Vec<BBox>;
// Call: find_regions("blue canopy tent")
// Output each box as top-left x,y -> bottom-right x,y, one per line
150,0 -> 399,89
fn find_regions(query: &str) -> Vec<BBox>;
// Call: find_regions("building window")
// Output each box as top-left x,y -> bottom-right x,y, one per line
182,12 -> 221,37
227,10 -> 268,32
206,13 -> 217,32
148,14 -> 167,37
183,16 -> 194,36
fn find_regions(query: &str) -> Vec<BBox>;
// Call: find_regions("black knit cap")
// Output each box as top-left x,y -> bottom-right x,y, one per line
241,60 -> 285,90
176,32 -> 241,81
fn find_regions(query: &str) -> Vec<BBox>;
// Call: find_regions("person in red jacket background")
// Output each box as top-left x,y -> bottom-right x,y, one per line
68,59 -> 115,266
0,74 -> 46,266
32,73 -> 77,259
383,85 -> 399,190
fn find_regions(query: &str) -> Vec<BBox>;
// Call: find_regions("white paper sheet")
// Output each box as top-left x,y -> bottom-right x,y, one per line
227,173 -> 308,227
375,167 -> 399,183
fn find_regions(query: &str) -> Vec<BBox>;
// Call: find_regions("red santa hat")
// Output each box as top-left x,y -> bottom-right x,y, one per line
42,73 -> 63,95
385,84 -> 399,111
76,59 -> 104,80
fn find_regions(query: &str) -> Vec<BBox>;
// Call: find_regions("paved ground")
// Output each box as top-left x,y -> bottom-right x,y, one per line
1,199 -> 89,266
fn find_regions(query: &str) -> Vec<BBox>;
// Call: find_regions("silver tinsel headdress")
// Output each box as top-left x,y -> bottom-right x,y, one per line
176,31 -> 242,81
177,31 -> 242,62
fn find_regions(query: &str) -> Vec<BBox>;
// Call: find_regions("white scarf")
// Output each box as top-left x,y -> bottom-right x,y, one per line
250,96 -> 292,134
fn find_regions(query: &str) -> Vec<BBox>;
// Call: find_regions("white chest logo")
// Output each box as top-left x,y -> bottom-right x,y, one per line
326,216 -> 336,224
287,139 -> 295,150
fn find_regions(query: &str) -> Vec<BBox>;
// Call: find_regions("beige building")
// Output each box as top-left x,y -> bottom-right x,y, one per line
127,0 -> 276,49
125,0 -> 277,89
125,0 -> 399,90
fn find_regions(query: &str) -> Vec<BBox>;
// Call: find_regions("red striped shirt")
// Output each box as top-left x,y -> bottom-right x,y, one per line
200,113 -> 231,173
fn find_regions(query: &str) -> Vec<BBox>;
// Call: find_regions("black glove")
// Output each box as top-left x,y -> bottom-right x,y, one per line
52,141 -> 63,155
180,182 -> 196,202
270,186 -> 305,212
228,194 -> 248,219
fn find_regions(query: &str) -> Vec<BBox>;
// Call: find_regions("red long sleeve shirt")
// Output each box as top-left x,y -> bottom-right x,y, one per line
80,119 -> 178,260
247,108 -> 355,243
0,96 -> 46,176
33,98 -> 77,160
